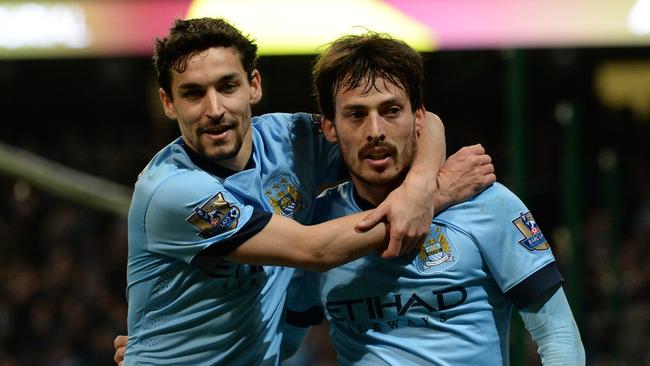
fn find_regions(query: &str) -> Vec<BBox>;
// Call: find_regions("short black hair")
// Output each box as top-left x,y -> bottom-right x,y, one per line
154,17 -> 258,98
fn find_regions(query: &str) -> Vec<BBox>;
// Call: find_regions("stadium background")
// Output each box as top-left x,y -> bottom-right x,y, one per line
0,0 -> 649,364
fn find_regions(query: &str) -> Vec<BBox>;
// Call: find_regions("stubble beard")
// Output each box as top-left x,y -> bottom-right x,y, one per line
346,133 -> 418,189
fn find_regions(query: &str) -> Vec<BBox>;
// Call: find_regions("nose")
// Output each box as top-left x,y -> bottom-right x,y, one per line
204,88 -> 225,120
366,112 -> 385,142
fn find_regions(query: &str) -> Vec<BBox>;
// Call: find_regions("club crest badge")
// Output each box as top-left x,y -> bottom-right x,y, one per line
186,192 -> 240,238
512,211 -> 549,251
264,176 -> 305,218
415,226 -> 458,274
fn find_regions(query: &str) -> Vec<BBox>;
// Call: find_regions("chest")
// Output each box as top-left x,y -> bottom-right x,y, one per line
223,162 -> 314,224
320,224 -> 489,306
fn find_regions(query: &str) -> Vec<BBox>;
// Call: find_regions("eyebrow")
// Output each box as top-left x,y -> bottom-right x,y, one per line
177,73 -> 242,91
341,97 -> 405,111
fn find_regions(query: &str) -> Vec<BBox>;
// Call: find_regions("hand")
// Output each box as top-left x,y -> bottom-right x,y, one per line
435,144 -> 496,210
356,178 -> 434,259
113,335 -> 128,366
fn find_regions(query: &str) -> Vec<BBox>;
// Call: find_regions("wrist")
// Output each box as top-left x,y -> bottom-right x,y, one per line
404,170 -> 436,196
432,189 -> 453,212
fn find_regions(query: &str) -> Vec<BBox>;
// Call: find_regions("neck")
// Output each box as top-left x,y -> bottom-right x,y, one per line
219,135 -> 253,171
350,176 -> 402,207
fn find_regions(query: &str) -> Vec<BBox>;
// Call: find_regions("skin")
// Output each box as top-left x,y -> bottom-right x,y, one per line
159,47 -> 262,171
114,47 -> 498,366
322,77 -> 424,206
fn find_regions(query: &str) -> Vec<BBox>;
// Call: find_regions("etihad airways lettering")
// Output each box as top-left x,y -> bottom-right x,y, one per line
326,286 -> 467,322
340,316 -> 439,334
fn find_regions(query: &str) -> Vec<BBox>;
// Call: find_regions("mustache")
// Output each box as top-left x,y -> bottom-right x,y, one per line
357,139 -> 397,159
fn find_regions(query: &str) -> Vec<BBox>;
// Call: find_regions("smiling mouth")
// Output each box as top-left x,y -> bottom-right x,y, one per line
202,125 -> 233,136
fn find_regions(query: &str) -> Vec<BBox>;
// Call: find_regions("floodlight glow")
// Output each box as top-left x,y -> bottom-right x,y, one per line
187,0 -> 435,54
628,0 -> 650,35
0,2 -> 91,49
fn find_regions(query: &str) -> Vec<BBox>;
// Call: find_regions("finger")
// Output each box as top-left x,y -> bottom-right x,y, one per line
114,335 -> 127,350
114,349 -> 122,364
481,163 -> 495,174
115,347 -> 125,363
470,143 -> 485,154
381,234 -> 402,259
405,235 -> 423,255
485,173 -> 497,184
478,154 -> 492,165
414,233 -> 429,252
400,237 -> 416,255
356,207 -> 386,231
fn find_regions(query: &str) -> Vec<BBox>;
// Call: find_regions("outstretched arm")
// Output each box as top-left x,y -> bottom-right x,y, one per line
519,285 -> 586,365
228,211 -> 388,272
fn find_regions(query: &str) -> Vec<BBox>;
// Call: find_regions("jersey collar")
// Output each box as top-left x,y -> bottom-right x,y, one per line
352,184 -> 377,211
179,139 -> 255,178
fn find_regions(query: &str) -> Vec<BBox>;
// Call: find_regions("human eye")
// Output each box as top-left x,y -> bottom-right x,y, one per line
385,106 -> 402,117
344,109 -> 364,120
220,82 -> 239,94
181,89 -> 204,101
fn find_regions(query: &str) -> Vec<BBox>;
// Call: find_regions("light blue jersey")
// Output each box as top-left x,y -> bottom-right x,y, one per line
126,113 -> 339,365
288,181 -> 562,366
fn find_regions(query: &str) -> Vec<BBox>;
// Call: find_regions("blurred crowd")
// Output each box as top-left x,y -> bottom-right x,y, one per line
0,179 -> 128,365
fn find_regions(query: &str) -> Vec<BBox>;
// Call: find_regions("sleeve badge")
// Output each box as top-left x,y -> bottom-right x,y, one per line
512,211 -> 549,251
186,192 -> 240,238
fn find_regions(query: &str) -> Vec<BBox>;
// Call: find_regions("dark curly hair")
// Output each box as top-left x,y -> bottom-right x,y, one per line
313,32 -> 424,121
154,17 -> 258,98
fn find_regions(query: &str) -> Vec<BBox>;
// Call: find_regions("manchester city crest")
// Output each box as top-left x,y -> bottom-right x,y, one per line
186,192 -> 240,238
414,226 -> 458,274
264,175 -> 305,218
512,211 -> 549,251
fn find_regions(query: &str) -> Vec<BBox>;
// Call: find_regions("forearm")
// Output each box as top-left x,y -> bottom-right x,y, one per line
229,212 -> 387,272
404,111 -> 445,191
519,286 -> 586,365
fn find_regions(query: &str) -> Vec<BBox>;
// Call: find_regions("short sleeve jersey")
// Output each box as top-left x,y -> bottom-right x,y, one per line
125,113 -> 339,365
288,182 -> 562,366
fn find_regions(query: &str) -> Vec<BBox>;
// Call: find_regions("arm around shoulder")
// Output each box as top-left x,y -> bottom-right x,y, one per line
227,212 -> 388,272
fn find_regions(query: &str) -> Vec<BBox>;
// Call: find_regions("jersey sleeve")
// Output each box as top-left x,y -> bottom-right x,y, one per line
144,170 -> 272,274
468,183 -> 563,309
281,270 -> 324,358
285,269 -> 324,327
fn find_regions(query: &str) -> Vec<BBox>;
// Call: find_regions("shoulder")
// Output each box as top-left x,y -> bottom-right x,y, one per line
135,143 -> 221,205
252,112 -> 317,125
451,182 -> 522,211
312,181 -> 354,223
133,144 -> 228,219
253,112 -> 321,137
436,182 -> 526,226
471,182 -> 523,210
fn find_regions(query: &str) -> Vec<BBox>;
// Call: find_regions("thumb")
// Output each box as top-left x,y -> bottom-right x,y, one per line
356,206 -> 387,232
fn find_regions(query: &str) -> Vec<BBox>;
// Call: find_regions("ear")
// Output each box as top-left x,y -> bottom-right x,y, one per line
159,88 -> 177,120
414,105 -> 426,134
249,69 -> 262,105
321,116 -> 338,143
